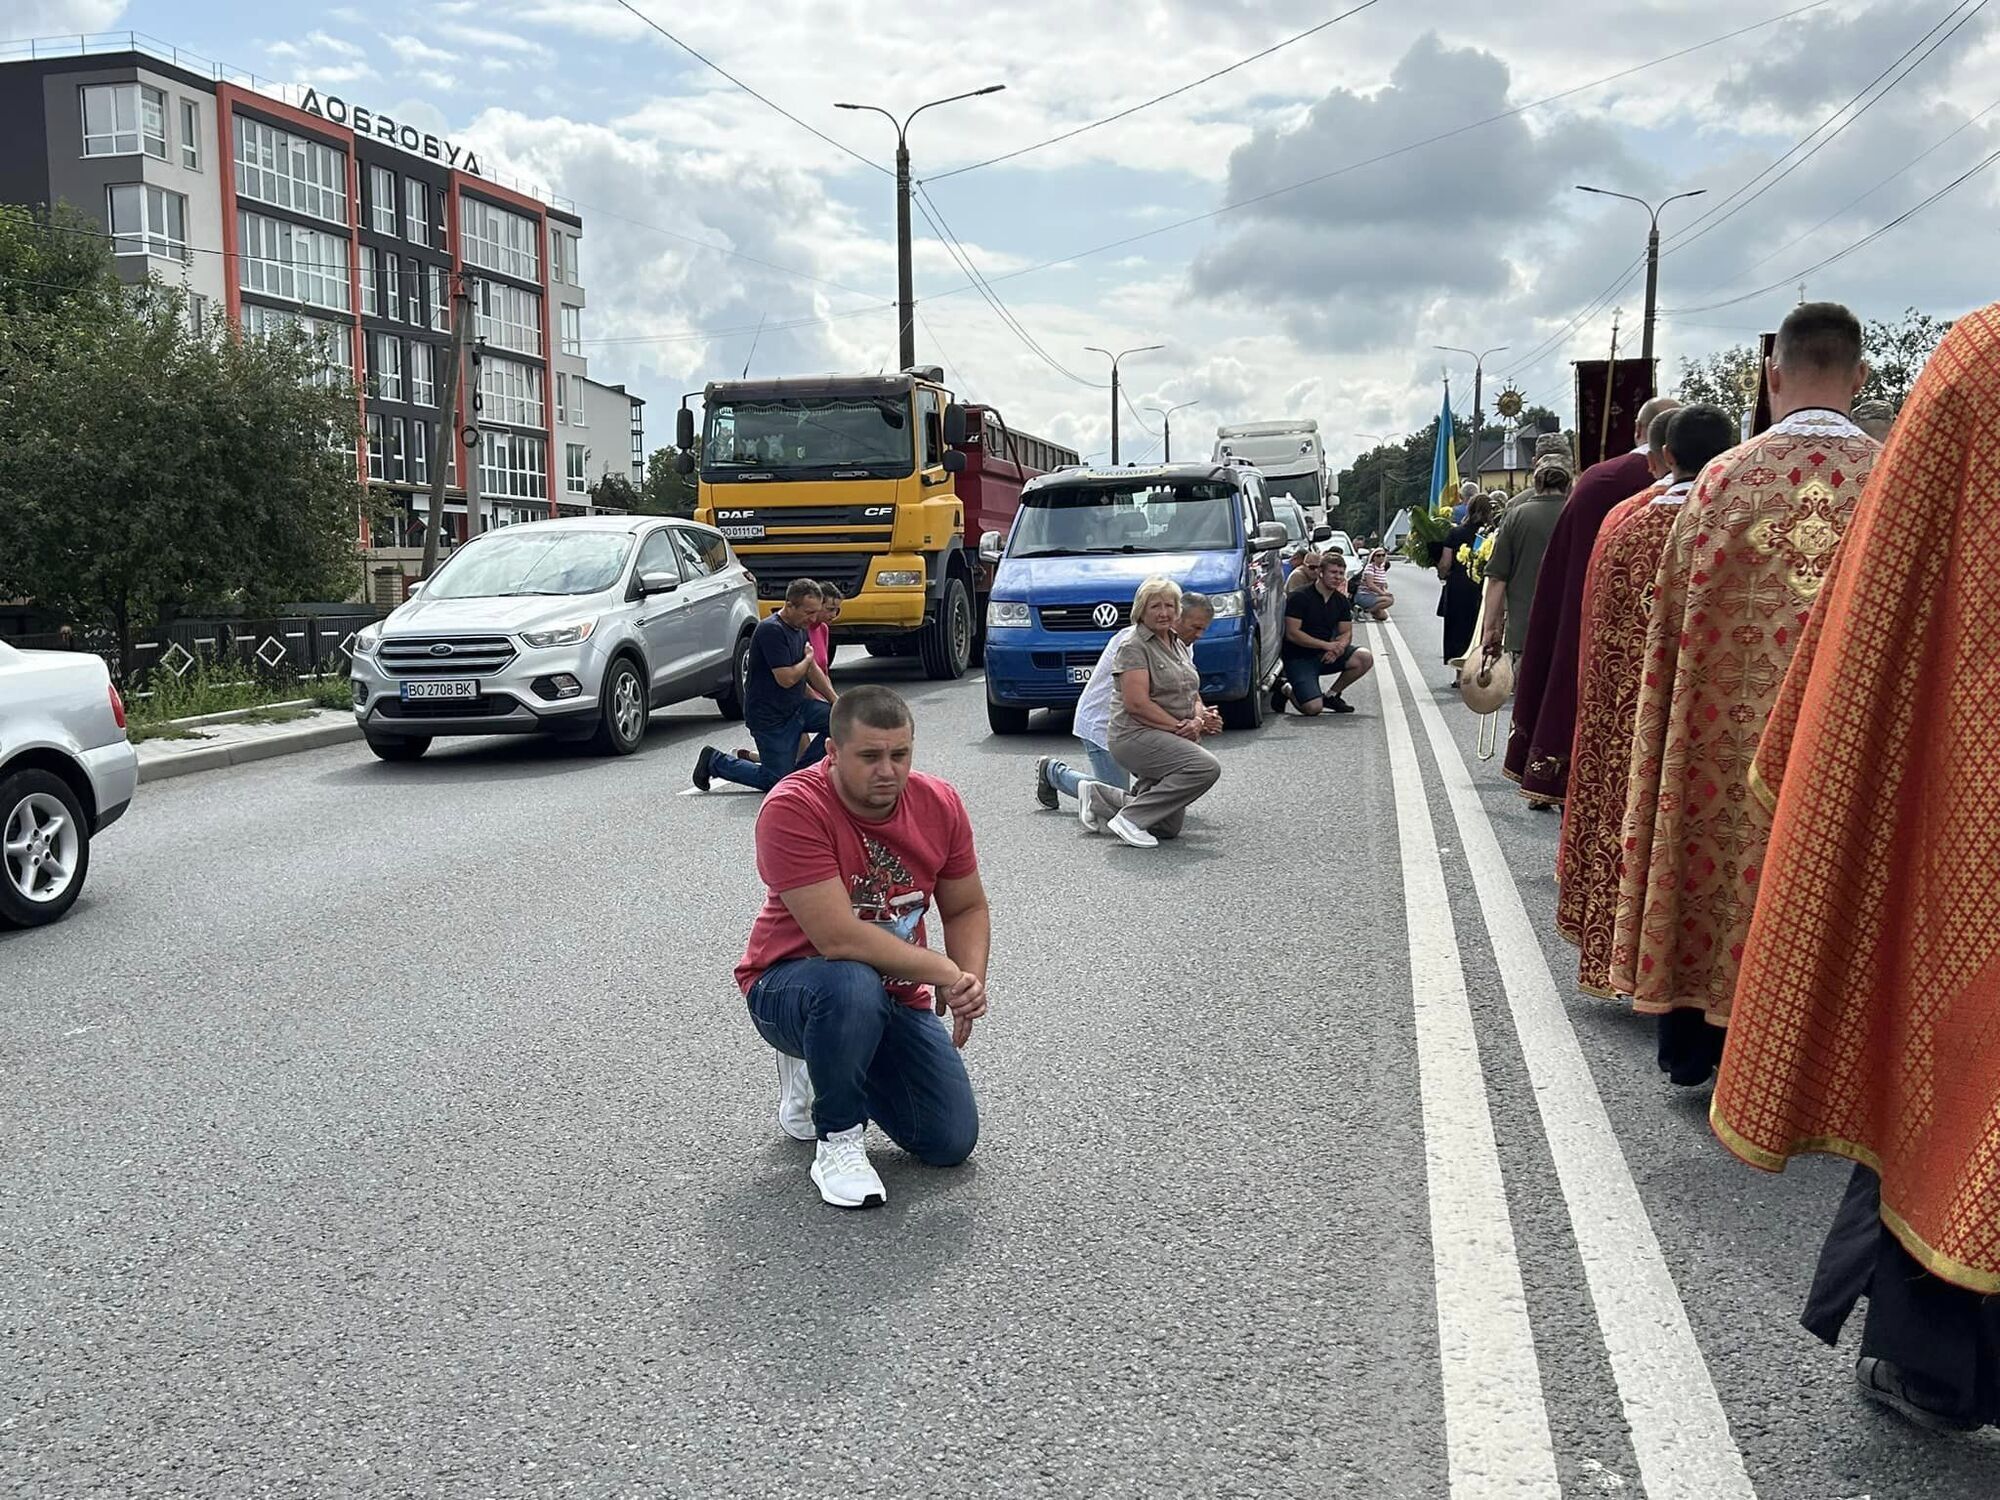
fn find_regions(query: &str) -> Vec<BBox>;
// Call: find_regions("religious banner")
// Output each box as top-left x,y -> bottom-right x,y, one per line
1750,332 -> 1778,436
1572,358 -> 1657,470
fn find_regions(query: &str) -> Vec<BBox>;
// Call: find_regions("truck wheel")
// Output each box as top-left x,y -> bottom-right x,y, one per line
920,576 -> 973,680
715,633 -> 751,721
0,769 -> 90,929
986,697 -> 1031,735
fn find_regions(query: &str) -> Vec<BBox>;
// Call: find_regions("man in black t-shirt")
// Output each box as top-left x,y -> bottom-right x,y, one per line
1273,565 -> 1375,716
694,578 -> 839,793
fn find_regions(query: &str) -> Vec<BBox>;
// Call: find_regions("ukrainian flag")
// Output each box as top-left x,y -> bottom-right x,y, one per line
1429,386 -> 1461,516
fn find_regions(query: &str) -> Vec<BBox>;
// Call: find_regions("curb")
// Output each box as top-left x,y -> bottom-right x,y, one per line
137,716 -> 363,784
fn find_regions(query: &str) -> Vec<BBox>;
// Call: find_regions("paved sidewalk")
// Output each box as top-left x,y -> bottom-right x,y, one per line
135,710 -> 361,783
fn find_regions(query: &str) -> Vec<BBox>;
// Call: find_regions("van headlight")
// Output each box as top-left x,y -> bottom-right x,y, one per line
1207,590 -> 1246,618
520,619 -> 598,649
987,600 -> 1030,629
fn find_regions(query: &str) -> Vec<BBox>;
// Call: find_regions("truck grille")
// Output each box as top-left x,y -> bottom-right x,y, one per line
1038,602 -> 1131,632
739,552 -> 874,602
710,505 -> 896,532
378,635 -> 519,677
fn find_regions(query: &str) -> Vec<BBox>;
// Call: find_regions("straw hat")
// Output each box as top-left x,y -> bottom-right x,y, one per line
1458,650 -> 1514,715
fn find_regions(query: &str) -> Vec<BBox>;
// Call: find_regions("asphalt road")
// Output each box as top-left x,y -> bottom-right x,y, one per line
3,564 -> 1991,1498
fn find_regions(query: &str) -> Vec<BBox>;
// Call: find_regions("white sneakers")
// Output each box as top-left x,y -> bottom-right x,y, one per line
1076,781 -> 1157,847
776,1050 -> 816,1141
1076,779 -> 1106,832
1105,813 -> 1159,849
811,1125 -> 887,1209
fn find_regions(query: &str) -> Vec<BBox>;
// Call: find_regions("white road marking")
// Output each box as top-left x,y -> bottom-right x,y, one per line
1375,623 -> 1562,1498
1381,618 -> 1757,1500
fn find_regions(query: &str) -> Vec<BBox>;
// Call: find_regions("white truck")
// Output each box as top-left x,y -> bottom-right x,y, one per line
1213,421 -> 1329,528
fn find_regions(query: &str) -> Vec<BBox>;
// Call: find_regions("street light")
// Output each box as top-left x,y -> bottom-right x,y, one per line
835,86 -> 1006,371
1355,431 -> 1404,543
1143,399 -> 1201,463
1574,184 -> 1708,380
1084,344 -> 1164,464
1433,344 -> 1509,489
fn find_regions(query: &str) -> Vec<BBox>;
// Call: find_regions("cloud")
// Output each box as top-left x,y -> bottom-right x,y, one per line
0,0 -> 125,39
1714,1 -> 1998,121
428,19 -> 552,59
265,30 -> 368,62
386,35 -> 461,68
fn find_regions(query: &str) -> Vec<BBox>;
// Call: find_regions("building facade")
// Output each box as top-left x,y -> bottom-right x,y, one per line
1,42 -> 627,562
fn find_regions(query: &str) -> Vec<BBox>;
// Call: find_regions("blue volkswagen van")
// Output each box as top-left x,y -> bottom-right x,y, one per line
980,463 -> 1290,734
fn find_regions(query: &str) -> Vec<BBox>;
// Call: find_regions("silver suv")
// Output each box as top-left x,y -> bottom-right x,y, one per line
351,516 -> 759,762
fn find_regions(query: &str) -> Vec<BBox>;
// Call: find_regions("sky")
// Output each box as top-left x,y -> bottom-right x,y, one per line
8,0 -> 1998,470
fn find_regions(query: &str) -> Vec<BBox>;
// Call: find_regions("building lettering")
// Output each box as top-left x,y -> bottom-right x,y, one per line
298,88 -> 482,177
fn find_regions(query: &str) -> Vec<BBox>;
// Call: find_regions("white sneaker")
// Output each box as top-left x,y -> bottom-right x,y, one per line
810,1124 -> 886,1209
1106,812 -> 1159,849
775,1051 -> 815,1141
1077,780 -> 1105,832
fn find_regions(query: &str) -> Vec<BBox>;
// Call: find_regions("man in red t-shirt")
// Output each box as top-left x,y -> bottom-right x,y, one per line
737,684 -> 991,1209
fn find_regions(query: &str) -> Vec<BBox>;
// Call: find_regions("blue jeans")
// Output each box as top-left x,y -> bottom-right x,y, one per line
746,957 -> 979,1165
1044,738 -> 1129,799
708,699 -> 832,792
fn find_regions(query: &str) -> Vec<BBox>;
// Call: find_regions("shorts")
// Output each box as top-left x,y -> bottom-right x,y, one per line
1354,591 -> 1384,612
1282,649 -> 1357,703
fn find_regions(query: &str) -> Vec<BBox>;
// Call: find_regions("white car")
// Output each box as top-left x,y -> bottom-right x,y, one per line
1310,526 -> 1365,588
0,641 -> 139,928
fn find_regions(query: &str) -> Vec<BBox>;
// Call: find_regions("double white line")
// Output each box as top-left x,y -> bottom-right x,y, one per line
1372,619 -> 1757,1500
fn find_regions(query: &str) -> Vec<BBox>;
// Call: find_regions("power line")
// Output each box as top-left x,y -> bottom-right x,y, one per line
923,0 -> 1382,184
915,309 -> 974,398
1497,252 -> 1649,381
554,197 -> 888,303
608,0 -> 890,177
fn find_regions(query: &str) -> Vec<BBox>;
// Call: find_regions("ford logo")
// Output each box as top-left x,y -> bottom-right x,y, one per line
1092,602 -> 1119,629
429,643 -> 454,656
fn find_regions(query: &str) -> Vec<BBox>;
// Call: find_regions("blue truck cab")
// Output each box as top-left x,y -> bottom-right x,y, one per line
980,462 -> 1291,735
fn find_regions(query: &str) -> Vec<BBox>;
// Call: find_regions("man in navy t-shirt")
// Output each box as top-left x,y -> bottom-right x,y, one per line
694,578 -> 838,793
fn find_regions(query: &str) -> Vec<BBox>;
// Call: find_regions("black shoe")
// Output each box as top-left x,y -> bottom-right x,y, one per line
1855,1357 -> 1983,1433
1269,680 -> 1289,715
1034,755 -> 1058,810
1329,695 -> 1356,714
692,745 -> 715,791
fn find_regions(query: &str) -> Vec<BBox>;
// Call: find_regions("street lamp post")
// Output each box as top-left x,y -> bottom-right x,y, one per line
1574,184 -> 1708,383
1355,431 -> 1402,543
1084,344 -> 1164,464
1432,345 -> 1508,490
1144,399 -> 1201,463
835,86 -> 1006,371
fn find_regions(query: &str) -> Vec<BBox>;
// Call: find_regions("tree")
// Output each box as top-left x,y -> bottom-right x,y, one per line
1676,343 -> 1762,432
638,447 -> 698,516
590,471 -> 640,511
0,217 -> 365,673
0,203 -> 122,326
1862,307 -> 1952,409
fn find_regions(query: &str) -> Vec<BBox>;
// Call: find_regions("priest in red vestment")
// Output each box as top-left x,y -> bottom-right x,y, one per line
1504,395 -> 1682,807
1712,302 -> 2000,1433
1607,302 -> 1879,1085
1555,405 -> 1737,998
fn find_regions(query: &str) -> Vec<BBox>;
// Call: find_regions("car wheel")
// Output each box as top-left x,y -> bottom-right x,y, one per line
715,633 -> 751,721
365,734 -> 431,762
920,575 -> 973,680
0,768 -> 91,929
589,656 -> 648,755
986,696 -> 1031,735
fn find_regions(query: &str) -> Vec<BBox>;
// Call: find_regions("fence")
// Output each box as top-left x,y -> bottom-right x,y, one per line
3,613 -> 386,686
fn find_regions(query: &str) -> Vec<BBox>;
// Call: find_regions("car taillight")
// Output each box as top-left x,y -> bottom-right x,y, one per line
108,683 -> 127,730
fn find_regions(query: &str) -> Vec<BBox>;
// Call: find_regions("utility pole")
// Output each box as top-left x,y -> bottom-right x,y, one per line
1598,309 -> 1622,466
1146,399 -> 1201,463
1434,345 -> 1508,489
1085,344 -> 1163,464
1574,184 -> 1708,389
835,87 -> 1005,372
421,272 -> 474,581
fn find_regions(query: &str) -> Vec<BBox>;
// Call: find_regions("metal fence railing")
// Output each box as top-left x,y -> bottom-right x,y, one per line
3,612 -> 386,686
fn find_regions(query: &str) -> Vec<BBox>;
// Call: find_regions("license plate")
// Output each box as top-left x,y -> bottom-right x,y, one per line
1067,665 -> 1092,684
719,524 -> 764,540
400,679 -> 478,701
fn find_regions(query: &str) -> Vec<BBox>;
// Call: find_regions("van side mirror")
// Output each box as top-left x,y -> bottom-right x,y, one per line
1311,524 -> 1334,543
978,530 -> 1004,563
675,406 -> 695,450
940,450 -> 967,475
1255,522 -> 1290,552
943,403 -> 969,446
675,449 -> 695,476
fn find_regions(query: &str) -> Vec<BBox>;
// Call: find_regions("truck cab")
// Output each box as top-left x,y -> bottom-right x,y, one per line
980,463 -> 1290,734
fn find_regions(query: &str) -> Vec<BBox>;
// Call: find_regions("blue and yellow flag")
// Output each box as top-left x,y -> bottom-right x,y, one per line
1429,385 -> 1460,515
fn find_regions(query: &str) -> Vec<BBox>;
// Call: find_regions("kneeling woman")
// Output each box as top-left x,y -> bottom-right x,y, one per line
1078,576 -> 1222,849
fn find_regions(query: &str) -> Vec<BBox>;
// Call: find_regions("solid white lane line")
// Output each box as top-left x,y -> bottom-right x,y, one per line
1381,619 -> 1756,1500
1375,625 -> 1562,1499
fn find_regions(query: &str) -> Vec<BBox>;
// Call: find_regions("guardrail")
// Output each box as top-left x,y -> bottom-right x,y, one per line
4,612 -> 386,685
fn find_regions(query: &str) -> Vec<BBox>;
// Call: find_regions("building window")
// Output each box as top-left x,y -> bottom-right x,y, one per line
380,254 -> 401,322
479,355 -> 545,428
479,431 -> 547,500
429,265 -> 451,332
188,292 -> 207,337
560,304 -> 581,356
368,333 -> 404,402
410,340 -> 436,406
240,304 -> 353,388
387,417 -> 407,483
411,419 -> 429,484
180,98 -> 200,170
405,258 -> 423,325
233,116 -> 347,224
370,166 -> 397,235
565,443 -> 587,495
475,280 -> 542,355
367,412 -> 386,481
82,83 -> 166,158
238,210 -> 350,312
359,246 -> 379,316
555,372 -> 567,425
406,179 -> 429,244
459,197 -> 539,280
107,184 -> 187,260
549,228 -> 581,287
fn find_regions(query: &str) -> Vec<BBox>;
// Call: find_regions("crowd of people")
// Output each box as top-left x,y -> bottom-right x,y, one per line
1467,299 -> 2000,1436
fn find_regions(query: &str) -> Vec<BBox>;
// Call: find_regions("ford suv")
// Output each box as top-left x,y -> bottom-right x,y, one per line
350,516 -> 759,761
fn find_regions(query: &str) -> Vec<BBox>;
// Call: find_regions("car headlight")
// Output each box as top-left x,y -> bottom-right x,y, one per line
1207,590 -> 1246,619
353,625 -> 382,655
520,619 -> 598,649
987,600 -> 1030,629
875,569 -> 923,587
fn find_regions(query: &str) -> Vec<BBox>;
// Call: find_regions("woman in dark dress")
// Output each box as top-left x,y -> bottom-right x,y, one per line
1432,493 -> 1492,667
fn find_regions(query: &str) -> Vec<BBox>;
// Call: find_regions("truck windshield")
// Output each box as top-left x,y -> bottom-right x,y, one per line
427,529 -> 633,599
703,397 -> 913,474
1263,473 -> 1323,509
1009,481 -> 1241,556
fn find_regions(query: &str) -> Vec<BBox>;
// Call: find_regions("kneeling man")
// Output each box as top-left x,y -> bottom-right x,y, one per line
736,685 -> 990,1209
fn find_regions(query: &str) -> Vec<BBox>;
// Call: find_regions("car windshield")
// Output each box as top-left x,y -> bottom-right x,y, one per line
1009,481 -> 1241,556
1277,500 -> 1309,541
1264,472 -> 1323,508
425,529 -> 633,599
703,397 -> 913,473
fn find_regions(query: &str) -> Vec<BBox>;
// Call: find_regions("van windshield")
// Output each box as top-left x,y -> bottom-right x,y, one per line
1009,481 -> 1240,557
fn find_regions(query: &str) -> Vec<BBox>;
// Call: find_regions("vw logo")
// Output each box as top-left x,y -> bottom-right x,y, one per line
1092,602 -> 1119,629
429,643 -> 454,657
